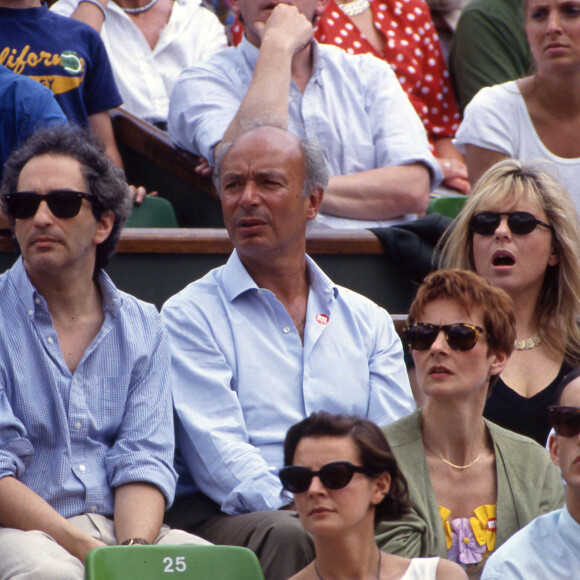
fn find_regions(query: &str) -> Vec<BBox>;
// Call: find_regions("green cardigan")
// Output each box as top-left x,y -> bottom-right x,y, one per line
375,409 -> 565,557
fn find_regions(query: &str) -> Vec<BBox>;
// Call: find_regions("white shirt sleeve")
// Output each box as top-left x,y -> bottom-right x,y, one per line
454,83 -> 520,156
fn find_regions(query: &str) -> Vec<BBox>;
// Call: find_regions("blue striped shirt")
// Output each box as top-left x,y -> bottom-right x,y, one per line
0,258 -> 177,517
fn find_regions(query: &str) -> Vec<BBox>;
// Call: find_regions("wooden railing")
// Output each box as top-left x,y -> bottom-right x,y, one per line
113,228 -> 384,254
110,109 -> 217,199
111,109 -> 224,228
0,228 -> 418,314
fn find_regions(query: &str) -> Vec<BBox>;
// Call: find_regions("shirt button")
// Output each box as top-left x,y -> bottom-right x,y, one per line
79,464 -> 86,472
75,422 -> 82,430
463,537 -> 470,544
283,326 -> 291,334
90,505 -> 98,513
34,298 -> 40,304
28,310 -> 33,316
47,337 -> 54,344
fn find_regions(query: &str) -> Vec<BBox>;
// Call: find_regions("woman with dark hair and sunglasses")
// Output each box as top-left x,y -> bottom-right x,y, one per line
280,411 -> 467,580
375,269 -> 564,577
439,159 -> 580,446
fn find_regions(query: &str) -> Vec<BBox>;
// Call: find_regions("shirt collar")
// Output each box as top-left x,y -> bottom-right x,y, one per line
310,40 -> 323,83
222,250 -> 338,302
222,250 -> 258,301
0,3 -> 47,18
240,35 -> 323,83
95,269 -> 123,317
11,257 -> 39,313
305,253 -> 338,300
240,35 -> 260,70
559,505 -> 580,553
11,257 -> 122,317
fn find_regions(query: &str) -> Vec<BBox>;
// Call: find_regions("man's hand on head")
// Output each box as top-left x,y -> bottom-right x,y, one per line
258,3 -> 314,56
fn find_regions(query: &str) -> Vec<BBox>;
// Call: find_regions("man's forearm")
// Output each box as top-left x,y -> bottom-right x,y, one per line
0,476 -> 104,562
88,111 -> 124,170
322,164 -> 431,220
114,482 -> 165,545
221,41 -> 293,145
221,4 -> 313,145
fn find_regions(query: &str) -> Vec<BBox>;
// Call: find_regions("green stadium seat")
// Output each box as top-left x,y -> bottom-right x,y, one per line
85,544 -> 265,580
125,196 -> 178,228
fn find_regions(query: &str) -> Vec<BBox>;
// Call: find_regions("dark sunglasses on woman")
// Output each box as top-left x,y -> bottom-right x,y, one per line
470,211 -> 553,236
5,190 -> 96,220
548,406 -> 580,438
403,322 -> 485,352
279,461 -> 377,494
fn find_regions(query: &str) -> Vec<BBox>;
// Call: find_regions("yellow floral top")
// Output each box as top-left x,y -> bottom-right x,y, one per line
439,504 -> 497,578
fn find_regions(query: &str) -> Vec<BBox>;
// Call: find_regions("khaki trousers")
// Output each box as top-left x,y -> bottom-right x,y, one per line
0,513 -> 209,580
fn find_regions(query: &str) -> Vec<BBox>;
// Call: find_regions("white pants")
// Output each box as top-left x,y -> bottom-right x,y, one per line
0,513 -> 210,580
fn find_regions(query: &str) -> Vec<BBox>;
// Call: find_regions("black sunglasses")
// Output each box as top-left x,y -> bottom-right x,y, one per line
470,211 -> 553,236
4,190 -> 95,220
403,322 -> 486,352
548,406 -> 580,438
279,461 -> 376,493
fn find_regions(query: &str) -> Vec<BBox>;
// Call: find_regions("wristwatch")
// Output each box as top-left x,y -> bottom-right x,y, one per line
121,538 -> 149,546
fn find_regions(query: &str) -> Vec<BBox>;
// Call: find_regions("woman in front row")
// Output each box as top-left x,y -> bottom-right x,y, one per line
375,270 -> 564,578
280,411 -> 466,580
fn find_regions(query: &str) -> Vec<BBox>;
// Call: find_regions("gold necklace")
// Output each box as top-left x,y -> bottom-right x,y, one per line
514,333 -> 542,350
424,441 -> 482,470
438,453 -> 482,470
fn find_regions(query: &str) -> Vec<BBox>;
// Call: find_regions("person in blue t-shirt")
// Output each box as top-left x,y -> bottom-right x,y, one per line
0,0 -> 150,221
0,0 -> 122,162
0,65 -> 67,182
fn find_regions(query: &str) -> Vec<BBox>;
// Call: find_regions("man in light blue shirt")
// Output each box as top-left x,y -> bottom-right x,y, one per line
482,368 -> 580,579
162,125 -> 415,580
168,0 -> 442,230
0,125 -> 206,579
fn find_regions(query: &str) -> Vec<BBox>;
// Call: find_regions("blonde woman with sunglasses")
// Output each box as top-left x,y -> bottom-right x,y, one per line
375,269 -> 564,578
281,411 -> 466,580
439,159 -> 580,446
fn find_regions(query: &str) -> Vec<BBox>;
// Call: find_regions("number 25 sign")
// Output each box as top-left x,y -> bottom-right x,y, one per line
163,556 -> 187,573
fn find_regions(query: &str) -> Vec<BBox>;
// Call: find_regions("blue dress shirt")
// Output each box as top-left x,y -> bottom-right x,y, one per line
0,259 -> 177,518
168,38 -> 442,229
162,252 -> 415,515
482,507 -> 580,579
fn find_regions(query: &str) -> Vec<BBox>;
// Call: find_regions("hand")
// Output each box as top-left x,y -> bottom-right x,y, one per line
438,158 -> 471,195
194,157 -> 214,177
129,185 -> 158,205
259,4 -> 314,56
77,536 -> 107,564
